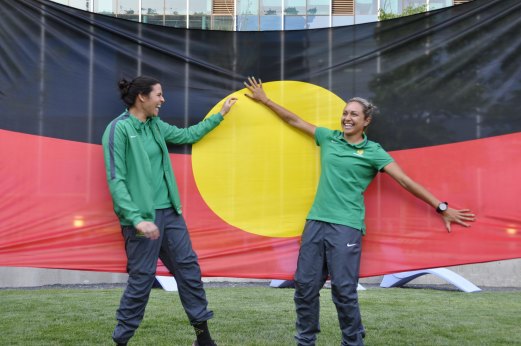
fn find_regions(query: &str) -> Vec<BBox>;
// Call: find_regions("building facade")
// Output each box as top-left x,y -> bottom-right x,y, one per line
51,0 -> 473,30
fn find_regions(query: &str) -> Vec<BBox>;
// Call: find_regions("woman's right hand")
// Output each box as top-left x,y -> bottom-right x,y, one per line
135,221 -> 160,240
244,76 -> 269,104
220,97 -> 238,116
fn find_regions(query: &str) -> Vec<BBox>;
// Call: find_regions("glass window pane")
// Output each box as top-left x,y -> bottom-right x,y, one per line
404,0 -> 426,8
332,15 -> 354,27
166,0 -> 187,15
212,16 -> 234,30
284,0 -> 305,15
189,0 -> 211,15
142,0 -> 163,24
260,15 -> 282,30
355,14 -> 377,23
307,15 -> 329,28
381,0 -> 399,14
284,15 -> 306,30
429,0 -> 451,10
142,0 -> 163,13
52,0 -> 84,9
165,15 -> 187,27
237,15 -> 259,30
189,15 -> 211,29
308,0 -> 329,15
355,0 -> 377,15
68,0 -> 89,11
143,16 -> 164,25
94,0 -> 114,15
261,0 -> 281,15
238,0 -> 259,15
118,0 -> 139,15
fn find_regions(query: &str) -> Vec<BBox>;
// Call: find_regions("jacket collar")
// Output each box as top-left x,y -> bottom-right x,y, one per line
125,109 -> 156,131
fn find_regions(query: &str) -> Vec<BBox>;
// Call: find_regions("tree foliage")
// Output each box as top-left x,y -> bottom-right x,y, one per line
378,4 -> 428,21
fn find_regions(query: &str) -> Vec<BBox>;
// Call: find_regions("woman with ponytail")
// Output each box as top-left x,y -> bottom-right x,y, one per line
102,76 -> 236,346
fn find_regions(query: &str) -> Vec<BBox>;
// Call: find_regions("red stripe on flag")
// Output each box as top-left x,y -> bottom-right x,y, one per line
0,129 -> 519,279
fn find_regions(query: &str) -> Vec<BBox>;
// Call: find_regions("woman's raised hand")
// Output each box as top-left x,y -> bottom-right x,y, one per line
244,76 -> 269,104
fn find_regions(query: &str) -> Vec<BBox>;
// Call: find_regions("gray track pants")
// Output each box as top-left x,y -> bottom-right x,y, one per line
112,208 -> 213,344
294,220 -> 364,346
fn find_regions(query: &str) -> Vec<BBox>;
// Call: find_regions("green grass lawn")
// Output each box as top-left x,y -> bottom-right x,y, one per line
1,285 -> 520,345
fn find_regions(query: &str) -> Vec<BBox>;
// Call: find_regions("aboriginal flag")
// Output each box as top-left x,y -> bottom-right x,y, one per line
0,0 -> 520,279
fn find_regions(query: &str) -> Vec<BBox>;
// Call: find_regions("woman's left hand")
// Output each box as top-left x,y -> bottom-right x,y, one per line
220,97 -> 238,116
441,208 -> 476,233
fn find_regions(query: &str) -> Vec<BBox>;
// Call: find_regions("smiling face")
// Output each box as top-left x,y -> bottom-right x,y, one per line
140,83 -> 165,118
340,101 -> 371,139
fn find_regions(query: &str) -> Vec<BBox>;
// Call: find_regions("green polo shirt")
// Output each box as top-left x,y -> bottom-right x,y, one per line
307,127 -> 394,234
142,118 -> 171,208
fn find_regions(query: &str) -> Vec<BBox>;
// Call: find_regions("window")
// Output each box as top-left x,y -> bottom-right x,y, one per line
261,0 -> 282,15
94,0 -> 114,15
164,0 -> 187,28
403,0 -> 426,8
118,0 -> 139,21
430,0 -> 451,10
284,0 -> 305,15
380,0 -> 399,14
237,0 -> 259,15
189,0 -> 211,29
166,0 -> 187,15
212,16 -> 234,30
165,15 -> 187,27
189,15 -> 212,29
237,0 -> 259,30
308,0 -> 330,15
260,15 -> 282,30
259,0 -> 281,30
68,0 -> 89,11
237,15 -> 259,30
189,0 -> 212,15
355,0 -> 376,15
141,0 -> 164,25
53,0 -> 88,11
285,15 -> 307,30
332,15 -> 354,26
307,15 -> 329,28
211,0 -> 234,30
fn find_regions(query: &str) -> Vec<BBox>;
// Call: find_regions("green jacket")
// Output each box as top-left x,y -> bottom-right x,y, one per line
102,110 -> 223,226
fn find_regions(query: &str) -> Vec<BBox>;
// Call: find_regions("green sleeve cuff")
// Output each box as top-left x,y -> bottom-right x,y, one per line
132,217 -> 145,227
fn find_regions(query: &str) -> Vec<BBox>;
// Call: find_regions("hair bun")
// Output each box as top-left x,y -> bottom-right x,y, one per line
118,79 -> 131,95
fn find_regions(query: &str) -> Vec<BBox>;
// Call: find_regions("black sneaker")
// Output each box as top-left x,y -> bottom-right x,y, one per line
192,340 -> 217,346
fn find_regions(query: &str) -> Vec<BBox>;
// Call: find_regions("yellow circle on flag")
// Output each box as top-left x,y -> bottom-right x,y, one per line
192,81 -> 345,238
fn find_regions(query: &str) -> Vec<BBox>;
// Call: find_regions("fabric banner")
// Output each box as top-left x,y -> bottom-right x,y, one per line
0,0 -> 520,279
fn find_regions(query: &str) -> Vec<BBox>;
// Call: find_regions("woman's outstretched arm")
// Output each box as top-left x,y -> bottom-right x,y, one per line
244,76 -> 316,137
